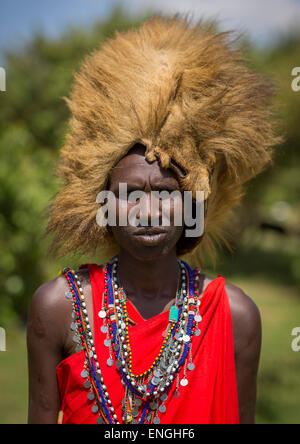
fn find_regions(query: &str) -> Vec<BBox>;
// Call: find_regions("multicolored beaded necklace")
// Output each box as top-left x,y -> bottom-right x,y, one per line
62,256 -> 202,424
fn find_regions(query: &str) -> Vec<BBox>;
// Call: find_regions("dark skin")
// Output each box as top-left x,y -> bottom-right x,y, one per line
27,145 -> 261,424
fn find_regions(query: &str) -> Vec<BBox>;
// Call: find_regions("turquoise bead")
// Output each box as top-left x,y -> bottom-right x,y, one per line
169,305 -> 179,323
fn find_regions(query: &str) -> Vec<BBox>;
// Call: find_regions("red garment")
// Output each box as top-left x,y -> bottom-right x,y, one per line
56,263 -> 239,424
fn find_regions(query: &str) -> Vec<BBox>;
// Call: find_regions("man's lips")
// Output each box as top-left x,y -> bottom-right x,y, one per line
133,227 -> 167,246
133,227 -> 167,236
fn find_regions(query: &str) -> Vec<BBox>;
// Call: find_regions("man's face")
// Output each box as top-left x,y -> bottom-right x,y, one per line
107,145 -> 184,261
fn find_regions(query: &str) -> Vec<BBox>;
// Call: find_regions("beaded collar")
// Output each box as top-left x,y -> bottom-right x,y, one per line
62,256 -> 202,424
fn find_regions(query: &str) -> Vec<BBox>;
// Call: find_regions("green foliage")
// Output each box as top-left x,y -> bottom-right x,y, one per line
240,35 -> 300,206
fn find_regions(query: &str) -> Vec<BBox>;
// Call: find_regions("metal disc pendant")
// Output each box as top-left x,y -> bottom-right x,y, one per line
97,416 -> 105,424
173,390 -> 180,398
98,310 -> 106,319
107,358 -> 114,367
153,417 -> 160,424
135,399 -> 142,407
101,325 -> 108,334
160,393 -> 168,402
194,329 -> 201,336
160,362 -> 168,371
154,369 -> 162,378
84,380 -> 91,389
150,401 -> 158,411
131,419 -> 138,424
104,339 -> 111,347
87,392 -> 95,401
183,335 -> 190,343
81,370 -> 89,379
92,404 -> 99,414
167,365 -> 173,374
188,363 -> 195,371
116,360 -> 122,368
159,405 -> 167,414
151,377 -> 160,386
180,378 -> 188,387
65,291 -> 73,300
195,314 -> 202,323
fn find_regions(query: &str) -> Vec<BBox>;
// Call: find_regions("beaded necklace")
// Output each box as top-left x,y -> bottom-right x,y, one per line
62,256 -> 202,424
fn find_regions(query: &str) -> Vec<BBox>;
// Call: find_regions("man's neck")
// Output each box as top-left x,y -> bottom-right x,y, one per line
116,249 -> 180,317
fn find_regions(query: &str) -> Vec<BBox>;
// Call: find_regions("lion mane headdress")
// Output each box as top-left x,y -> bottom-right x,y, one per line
46,13 -> 281,266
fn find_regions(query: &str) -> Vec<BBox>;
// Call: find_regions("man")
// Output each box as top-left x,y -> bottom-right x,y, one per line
27,13 -> 280,424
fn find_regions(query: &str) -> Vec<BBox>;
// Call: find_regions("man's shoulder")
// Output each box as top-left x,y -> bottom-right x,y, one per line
199,272 -> 261,354
224,280 -> 261,332
28,267 -> 91,326
223,279 -> 262,358
30,274 -> 69,313
201,272 -> 260,323
29,264 -> 107,313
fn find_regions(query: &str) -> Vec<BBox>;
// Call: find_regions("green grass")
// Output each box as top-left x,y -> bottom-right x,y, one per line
234,276 -> 300,424
0,277 -> 299,424
0,327 -> 28,424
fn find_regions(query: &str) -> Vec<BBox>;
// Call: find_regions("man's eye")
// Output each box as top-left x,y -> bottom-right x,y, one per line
157,187 -> 178,193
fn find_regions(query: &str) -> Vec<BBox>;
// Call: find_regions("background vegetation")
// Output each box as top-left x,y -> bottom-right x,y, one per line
0,5 -> 299,424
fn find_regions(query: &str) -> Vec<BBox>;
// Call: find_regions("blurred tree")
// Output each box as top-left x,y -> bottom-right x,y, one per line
219,33 -> 300,285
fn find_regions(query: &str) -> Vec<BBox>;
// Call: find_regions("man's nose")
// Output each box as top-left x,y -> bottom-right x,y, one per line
138,192 -> 162,226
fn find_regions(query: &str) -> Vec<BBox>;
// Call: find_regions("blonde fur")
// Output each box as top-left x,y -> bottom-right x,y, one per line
45,13 -> 281,266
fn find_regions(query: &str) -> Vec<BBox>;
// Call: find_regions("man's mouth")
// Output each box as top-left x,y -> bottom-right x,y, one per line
134,227 -> 166,236
133,227 -> 167,246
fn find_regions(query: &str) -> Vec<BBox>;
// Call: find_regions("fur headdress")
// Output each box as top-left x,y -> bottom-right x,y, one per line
46,13 -> 281,265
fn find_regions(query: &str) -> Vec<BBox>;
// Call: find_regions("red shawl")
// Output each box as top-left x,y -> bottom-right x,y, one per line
56,264 -> 239,424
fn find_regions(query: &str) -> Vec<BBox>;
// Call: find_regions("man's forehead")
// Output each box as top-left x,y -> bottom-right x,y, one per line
109,162 -> 178,184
